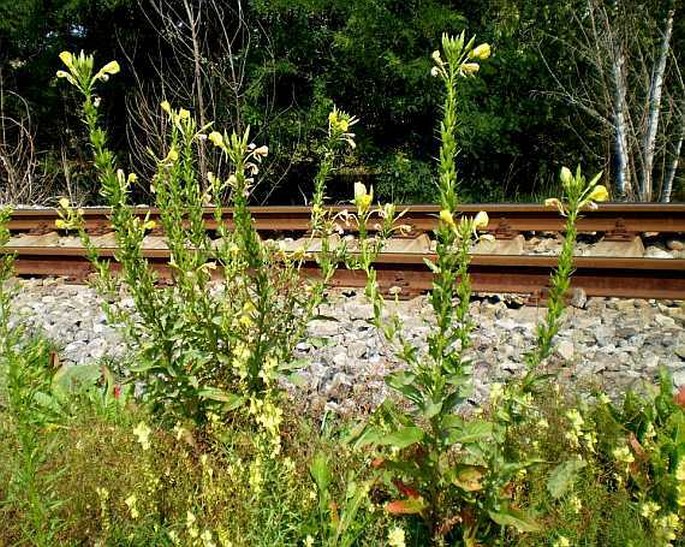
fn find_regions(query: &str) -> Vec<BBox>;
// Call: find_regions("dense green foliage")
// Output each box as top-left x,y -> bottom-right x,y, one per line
1,0 -> 683,203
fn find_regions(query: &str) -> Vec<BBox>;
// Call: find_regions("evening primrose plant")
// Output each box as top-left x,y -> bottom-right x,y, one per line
351,32 -> 532,545
350,33 -> 609,546
55,51 -> 354,432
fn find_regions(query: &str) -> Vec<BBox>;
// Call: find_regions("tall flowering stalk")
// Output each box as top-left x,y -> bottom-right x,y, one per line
352,33 -> 513,545
524,167 -> 608,380
55,52 -> 356,435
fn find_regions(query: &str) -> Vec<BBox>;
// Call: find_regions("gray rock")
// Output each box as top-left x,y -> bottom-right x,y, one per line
556,340 -> 575,361
675,345 -> 685,360
672,369 -> 685,387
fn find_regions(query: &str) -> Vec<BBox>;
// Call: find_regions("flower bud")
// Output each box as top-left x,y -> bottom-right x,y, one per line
430,66 -> 441,78
470,43 -> 491,60
560,167 -> 573,187
439,209 -> 455,228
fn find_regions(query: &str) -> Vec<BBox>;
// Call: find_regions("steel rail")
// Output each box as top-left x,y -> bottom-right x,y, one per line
8,203 -> 685,234
4,245 -> 684,300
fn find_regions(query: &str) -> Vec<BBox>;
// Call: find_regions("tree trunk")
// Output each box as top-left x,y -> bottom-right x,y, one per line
640,6 -> 674,201
183,0 -> 208,185
612,47 -> 632,199
662,131 -> 682,203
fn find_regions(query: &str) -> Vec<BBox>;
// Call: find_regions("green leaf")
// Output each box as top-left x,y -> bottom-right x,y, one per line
376,426 -> 424,449
488,506 -> 540,533
547,458 -> 587,499
197,387 -> 244,410
310,453 -> 332,493
52,363 -> 102,395
446,419 -> 493,444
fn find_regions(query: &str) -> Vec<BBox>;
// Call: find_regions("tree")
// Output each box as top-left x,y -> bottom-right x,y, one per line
544,0 -> 682,201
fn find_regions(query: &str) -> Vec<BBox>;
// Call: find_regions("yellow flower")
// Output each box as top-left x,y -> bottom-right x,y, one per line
125,494 -> 139,519
58,197 -> 70,210
640,501 -> 661,519
612,446 -> 634,464
55,219 -> 67,229
461,62 -> 480,74
570,495 -> 582,514
553,537 -> 570,547
304,535 -> 315,547
208,131 -> 224,147
55,70 -> 76,84
133,421 -> 151,450
166,148 -> 179,162
473,210 -> 489,230
387,526 -> 406,547
587,184 -> 609,203
178,108 -> 190,120
59,51 -> 74,68
201,529 -> 216,547
353,182 -> 373,212
160,100 -> 171,114
470,43 -> 491,60
94,60 -> 120,82
439,209 -> 455,228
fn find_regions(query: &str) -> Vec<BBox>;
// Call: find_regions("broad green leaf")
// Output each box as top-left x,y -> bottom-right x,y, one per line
197,387 -> 243,410
547,458 -> 587,499
446,419 -> 493,445
376,427 -> 424,449
488,506 -> 540,533
52,363 -> 101,395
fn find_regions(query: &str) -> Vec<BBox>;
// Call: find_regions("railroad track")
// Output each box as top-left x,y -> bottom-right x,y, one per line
3,204 -> 685,300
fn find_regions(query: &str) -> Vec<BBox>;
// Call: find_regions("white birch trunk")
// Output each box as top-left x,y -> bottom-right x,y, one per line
662,132 -> 682,202
641,7 -> 674,201
612,47 -> 632,198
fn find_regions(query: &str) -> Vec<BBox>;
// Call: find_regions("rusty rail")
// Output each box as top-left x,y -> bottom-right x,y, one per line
3,204 -> 685,300
5,245 -> 685,300
8,203 -> 685,235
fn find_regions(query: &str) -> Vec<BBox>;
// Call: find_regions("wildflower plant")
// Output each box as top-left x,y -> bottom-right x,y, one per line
349,33 -> 612,546
351,33 -> 534,545
55,51 -> 353,432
